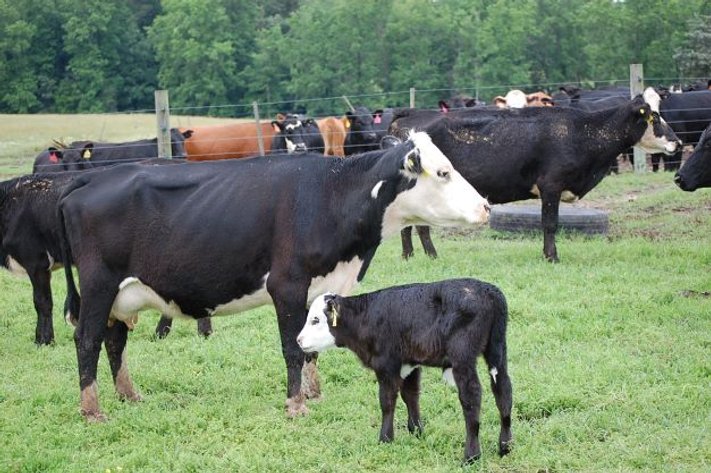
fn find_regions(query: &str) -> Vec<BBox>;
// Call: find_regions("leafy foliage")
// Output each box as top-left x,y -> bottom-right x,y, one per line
0,0 -> 709,114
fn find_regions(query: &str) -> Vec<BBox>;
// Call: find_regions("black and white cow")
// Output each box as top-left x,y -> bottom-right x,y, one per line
651,90 -> 711,172
270,114 -> 322,154
57,132 -> 490,421
33,128 -> 192,173
297,279 -> 512,464
344,106 -> 380,155
675,124 -> 711,191
389,87 -> 681,262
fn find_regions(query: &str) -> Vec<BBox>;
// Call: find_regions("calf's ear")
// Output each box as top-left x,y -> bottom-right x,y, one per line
182,129 -> 194,139
81,143 -> 94,160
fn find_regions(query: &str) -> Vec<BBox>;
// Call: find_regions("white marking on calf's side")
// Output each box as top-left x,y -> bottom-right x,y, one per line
401,364 -> 419,379
442,368 -> 456,387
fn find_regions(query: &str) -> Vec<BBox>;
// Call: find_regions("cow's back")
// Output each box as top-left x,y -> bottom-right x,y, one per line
317,117 -> 347,156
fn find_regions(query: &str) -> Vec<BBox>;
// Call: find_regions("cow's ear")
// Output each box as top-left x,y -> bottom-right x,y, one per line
342,115 -> 351,129
81,143 -> 94,160
402,148 -> 423,175
438,100 -> 450,113
182,129 -> 194,139
493,96 -> 507,108
464,98 -> 479,107
271,121 -> 283,132
636,104 -> 652,123
275,113 -> 286,122
48,147 -> 63,163
324,295 -> 340,327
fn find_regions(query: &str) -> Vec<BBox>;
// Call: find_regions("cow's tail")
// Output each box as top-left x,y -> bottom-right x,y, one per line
483,288 -> 509,385
57,178 -> 87,326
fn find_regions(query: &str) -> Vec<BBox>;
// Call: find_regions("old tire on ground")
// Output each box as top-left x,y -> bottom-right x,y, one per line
490,204 -> 609,235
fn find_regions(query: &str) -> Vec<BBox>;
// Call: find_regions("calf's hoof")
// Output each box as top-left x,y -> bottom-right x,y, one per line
118,391 -> 143,403
35,336 -> 54,346
285,396 -> 309,418
462,453 -> 481,466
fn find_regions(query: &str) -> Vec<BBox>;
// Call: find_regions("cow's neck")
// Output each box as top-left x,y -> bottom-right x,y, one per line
584,103 -> 643,162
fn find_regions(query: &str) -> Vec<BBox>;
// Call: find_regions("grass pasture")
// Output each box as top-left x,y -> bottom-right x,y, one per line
1,115 -> 711,472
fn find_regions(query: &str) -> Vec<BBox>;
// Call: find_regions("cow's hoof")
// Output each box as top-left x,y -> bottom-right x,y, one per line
462,453 -> 481,466
285,396 -> 309,417
81,409 -> 108,423
499,440 -> 512,457
35,337 -> 54,346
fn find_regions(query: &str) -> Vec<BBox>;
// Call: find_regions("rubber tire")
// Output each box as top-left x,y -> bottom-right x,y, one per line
489,204 -> 609,235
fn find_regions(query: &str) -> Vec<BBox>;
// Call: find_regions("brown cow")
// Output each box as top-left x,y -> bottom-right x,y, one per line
180,121 -> 277,161
317,117 -> 347,157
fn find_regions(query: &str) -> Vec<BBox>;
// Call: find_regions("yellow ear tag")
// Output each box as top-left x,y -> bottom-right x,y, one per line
639,108 -> 645,115
407,156 -> 415,170
82,149 -> 92,159
344,120 -> 351,129
331,306 -> 338,327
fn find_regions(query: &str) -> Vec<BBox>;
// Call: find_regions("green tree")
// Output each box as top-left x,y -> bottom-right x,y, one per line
674,14 -> 711,81
148,0 -> 240,116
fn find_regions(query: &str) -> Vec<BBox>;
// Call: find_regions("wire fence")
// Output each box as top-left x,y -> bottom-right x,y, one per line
3,75 -> 710,174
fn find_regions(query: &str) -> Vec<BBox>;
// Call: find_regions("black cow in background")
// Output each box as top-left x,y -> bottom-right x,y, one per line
390,88 -> 681,262
344,106 -> 380,155
651,90 -> 711,172
32,128 -> 192,173
675,124 -> 711,191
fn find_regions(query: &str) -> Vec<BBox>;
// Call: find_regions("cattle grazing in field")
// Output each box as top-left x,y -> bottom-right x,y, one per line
651,90 -> 711,172
343,106 -> 380,155
296,279 -> 512,464
33,129 -> 192,173
57,131 -> 490,421
390,87 -> 681,262
675,124 -> 711,191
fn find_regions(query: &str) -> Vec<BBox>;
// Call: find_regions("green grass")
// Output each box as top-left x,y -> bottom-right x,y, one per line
1,115 -> 711,471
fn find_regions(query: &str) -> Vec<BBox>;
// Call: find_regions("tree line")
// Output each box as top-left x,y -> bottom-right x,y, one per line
1,0 -> 710,116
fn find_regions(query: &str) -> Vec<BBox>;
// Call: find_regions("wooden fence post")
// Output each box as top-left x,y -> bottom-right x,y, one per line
253,101 -> 265,157
630,64 -> 646,174
154,90 -> 172,159
410,88 -> 416,108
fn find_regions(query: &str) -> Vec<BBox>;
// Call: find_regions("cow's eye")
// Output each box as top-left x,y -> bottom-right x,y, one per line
311,318 -> 319,325
437,169 -> 451,180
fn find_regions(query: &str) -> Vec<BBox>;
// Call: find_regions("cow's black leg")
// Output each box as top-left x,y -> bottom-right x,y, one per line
376,372 -> 399,443
401,227 -> 414,259
268,278 -> 309,417
401,367 -> 423,436
415,226 -> 438,259
540,191 -> 562,262
29,268 -> 54,345
453,360 -> 482,464
301,352 -> 321,400
651,153 -> 661,172
105,320 -> 141,402
75,272 -> 118,422
484,350 -> 513,456
154,315 -> 173,339
197,317 -> 212,337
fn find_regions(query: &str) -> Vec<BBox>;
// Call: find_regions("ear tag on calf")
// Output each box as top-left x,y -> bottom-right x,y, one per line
82,149 -> 92,159
331,306 -> 338,327
374,115 -> 382,124
49,152 -> 58,163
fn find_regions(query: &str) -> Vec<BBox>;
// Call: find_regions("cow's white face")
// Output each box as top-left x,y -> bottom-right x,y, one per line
381,131 -> 489,237
637,87 -> 681,155
297,294 -> 337,353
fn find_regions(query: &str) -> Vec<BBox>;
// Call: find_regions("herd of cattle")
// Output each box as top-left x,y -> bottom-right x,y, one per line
2,81 -> 711,463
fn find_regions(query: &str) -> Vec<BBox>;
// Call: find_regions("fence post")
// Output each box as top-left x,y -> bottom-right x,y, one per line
253,101 -> 265,157
630,64 -> 646,174
410,88 -> 416,108
154,90 -> 172,159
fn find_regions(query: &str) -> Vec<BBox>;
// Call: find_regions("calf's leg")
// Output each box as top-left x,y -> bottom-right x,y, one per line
484,351 -> 513,456
540,191 -> 562,262
155,315 -> 173,338
400,368 -> 423,436
197,317 -> 213,337
376,373 -> 399,442
453,361 -> 482,463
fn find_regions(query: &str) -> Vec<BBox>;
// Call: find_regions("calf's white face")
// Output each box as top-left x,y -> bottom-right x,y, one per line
297,294 -> 337,353
381,131 -> 489,237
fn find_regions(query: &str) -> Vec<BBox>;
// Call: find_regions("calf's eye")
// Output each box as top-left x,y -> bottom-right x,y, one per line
437,169 -> 450,179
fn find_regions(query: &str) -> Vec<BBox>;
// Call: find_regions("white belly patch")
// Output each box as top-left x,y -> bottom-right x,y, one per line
6,256 -> 28,276
401,364 -> 420,379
